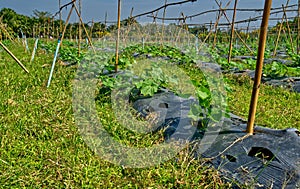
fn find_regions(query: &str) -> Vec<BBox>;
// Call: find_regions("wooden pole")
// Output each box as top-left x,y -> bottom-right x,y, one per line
213,6 -> 221,48
33,25 -> 35,38
246,16 -> 251,42
38,24 -> 40,38
78,0 -> 82,56
161,0 -> 168,45
72,1 -> 95,52
104,12 -> 108,27
273,8 -> 285,57
213,0 -> 233,47
59,0 -> 62,33
246,0 -> 272,135
115,0 -> 121,73
90,19 -> 94,40
0,41 -> 29,73
60,5 -> 75,45
298,0 -> 300,54
273,0 -> 290,56
52,18 -> 55,38
70,25 -> 72,40
47,19 -> 50,40
43,23 -> 46,41
215,0 -> 254,55
228,0 -> 238,63
282,4 -> 294,53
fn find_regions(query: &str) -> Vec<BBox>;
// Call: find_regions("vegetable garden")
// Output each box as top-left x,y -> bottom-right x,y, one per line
0,0 -> 299,188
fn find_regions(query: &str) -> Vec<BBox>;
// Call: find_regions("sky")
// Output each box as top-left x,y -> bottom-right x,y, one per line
0,0 -> 299,28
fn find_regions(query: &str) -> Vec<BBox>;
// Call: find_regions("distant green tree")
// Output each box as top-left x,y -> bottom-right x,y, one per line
0,8 -> 33,37
32,9 -> 51,23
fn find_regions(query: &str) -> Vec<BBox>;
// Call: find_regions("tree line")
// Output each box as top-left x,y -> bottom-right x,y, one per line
1,8 -> 233,41
0,8 -> 111,40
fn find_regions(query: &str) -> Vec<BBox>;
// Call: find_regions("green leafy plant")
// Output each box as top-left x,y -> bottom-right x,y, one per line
94,44 -> 221,124
263,61 -> 288,78
286,44 -> 300,67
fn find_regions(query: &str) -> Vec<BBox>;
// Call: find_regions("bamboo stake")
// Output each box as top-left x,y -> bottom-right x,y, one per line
47,19 -> 50,40
115,0 -> 121,73
228,0 -> 238,63
0,41 -> 29,73
199,21 -> 219,49
152,11 -> 159,43
72,1 -> 95,52
56,27 -> 59,39
60,4 -> 75,45
273,12 -> 285,56
70,25 -> 72,40
44,23 -> 46,41
123,7 -> 134,47
215,0 -> 254,54
52,18 -> 55,38
78,0 -> 82,56
209,21 -> 212,43
198,2 -> 231,50
246,16 -> 251,41
90,19 -> 94,40
104,12 -> 108,27
282,3 -> 294,53
161,0 -> 168,45
273,0 -> 290,56
45,4 -> 74,87
247,0 -> 272,135
38,24 -> 40,38
298,0 -> 300,54
213,5 -> 222,48
59,0 -> 62,33
181,12 -> 188,31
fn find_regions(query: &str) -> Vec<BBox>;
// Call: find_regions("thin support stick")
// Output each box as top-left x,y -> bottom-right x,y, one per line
245,16 -> 251,42
199,0 -> 231,49
273,0 -> 290,56
273,10 -> 284,57
72,1 -> 95,53
90,19 -> 94,40
161,0 -> 168,45
59,0 -> 62,33
282,3 -> 294,53
78,0 -> 82,56
228,0 -> 238,63
0,41 -> 29,73
47,38 -> 61,88
60,4 -> 75,46
30,38 -> 39,63
247,0 -> 272,135
115,0 -> 121,73
215,0 -> 254,54
298,0 -> 300,54
213,6 -> 222,48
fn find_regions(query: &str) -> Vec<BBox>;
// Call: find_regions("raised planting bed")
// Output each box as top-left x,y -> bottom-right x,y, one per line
74,43 -> 300,188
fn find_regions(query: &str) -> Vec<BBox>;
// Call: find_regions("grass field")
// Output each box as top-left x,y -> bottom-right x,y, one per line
0,39 -> 299,188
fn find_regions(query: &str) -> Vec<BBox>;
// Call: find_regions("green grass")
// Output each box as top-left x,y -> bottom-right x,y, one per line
225,75 -> 300,129
0,40 -> 233,188
0,40 -> 298,188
